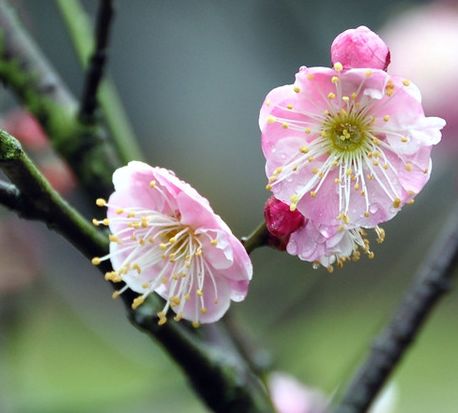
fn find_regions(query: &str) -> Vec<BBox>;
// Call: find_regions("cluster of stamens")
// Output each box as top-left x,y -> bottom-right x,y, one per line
91,186 -> 219,328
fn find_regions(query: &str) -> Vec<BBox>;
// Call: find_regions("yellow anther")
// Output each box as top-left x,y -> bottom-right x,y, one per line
346,168 -> 353,176
304,127 -> 311,134
157,311 -> 167,325
96,198 -> 106,207
364,211 -> 370,217
327,92 -> 336,100
407,198 -> 415,205
331,76 -> 339,84
265,99 -> 271,106
149,180 -> 157,188
287,103 -> 293,110
401,136 -> 409,143
365,70 -> 373,78
210,239 -> 218,246
351,92 -> 357,100
297,145 -> 308,154
112,290 -> 121,299
92,218 -> 100,226
402,79 -> 411,86
109,234 -> 119,243
267,115 -> 276,124
171,296 -> 181,306
133,263 -> 142,274
127,212 -> 136,218
196,289 -> 204,297
273,166 -> 283,175
265,184 -> 272,191
200,307 -> 208,314
334,177 -> 341,184
393,198 -> 401,208
383,115 -> 390,122
306,73 -> 314,80
385,81 -> 395,96
169,236 -> 177,243
282,122 -> 289,129
342,96 -> 350,102
333,62 -> 343,72
142,282 -> 150,289
342,214 -> 350,224
102,218 -> 109,226
91,257 -> 101,266
311,167 -> 319,174
192,321 -> 201,328
310,191 -> 317,198
131,296 -> 145,310
160,243 -> 168,249
293,86 -> 301,93
327,265 -> 334,273
404,162 -> 413,172
354,183 -> 360,190
174,313 -> 183,322
367,251 -> 375,259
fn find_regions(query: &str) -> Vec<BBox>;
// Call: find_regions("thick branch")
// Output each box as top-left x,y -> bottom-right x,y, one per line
55,0 -> 142,162
79,0 -> 114,123
0,129 -> 274,413
333,204 -> 458,413
0,0 -> 120,199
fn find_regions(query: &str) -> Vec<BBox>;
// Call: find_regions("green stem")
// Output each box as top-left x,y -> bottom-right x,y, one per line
55,0 -> 143,163
242,222 -> 269,254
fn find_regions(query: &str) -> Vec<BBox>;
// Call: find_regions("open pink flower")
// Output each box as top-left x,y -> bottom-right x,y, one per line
260,50 -> 445,232
92,161 -> 252,326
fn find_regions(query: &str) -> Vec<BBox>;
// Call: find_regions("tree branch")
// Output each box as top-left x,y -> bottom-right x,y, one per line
0,129 -> 274,413
55,0 -> 143,162
79,0 -> 114,123
0,0 -> 120,199
332,203 -> 458,413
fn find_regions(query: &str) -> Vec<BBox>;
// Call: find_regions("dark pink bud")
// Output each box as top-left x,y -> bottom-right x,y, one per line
331,26 -> 390,71
264,197 -> 305,243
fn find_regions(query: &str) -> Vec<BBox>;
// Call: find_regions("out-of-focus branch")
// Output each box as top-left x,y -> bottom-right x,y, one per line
333,203 -> 458,413
0,0 -> 120,199
0,129 -> 274,413
79,0 -> 114,123
55,0 -> 143,162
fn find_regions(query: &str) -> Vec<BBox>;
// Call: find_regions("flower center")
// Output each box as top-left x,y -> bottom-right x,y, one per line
322,111 -> 370,153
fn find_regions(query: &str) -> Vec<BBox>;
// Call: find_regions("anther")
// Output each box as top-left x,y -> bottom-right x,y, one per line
91,257 -> 101,266
293,86 -> 301,93
393,198 -> 401,208
131,296 -> 145,310
333,62 -> 343,72
96,198 -> 107,207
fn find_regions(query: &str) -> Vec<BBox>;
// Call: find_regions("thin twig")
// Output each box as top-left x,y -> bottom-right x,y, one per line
0,130 -> 274,413
55,0 -> 143,162
242,221 -> 269,254
79,0 -> 114,124
333,203 -> 458,413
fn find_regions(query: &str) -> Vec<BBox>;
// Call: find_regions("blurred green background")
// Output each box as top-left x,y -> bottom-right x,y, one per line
1,0 -> 457,412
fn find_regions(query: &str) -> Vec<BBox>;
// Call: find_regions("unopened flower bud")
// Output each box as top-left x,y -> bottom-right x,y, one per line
264,197 -> 305,249
331,26 -> 390,70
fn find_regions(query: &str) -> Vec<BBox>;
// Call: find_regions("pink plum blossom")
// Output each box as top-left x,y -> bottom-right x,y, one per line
269,372 -> 328,413
92,161 -> 252,327
260,38 -> 445,234
331,26 -> 390,71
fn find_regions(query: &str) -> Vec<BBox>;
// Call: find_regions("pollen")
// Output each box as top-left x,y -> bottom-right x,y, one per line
96,198 -> 107,207
293,86 -> 301,93
333,62 -> 343,72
